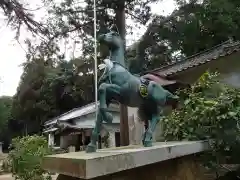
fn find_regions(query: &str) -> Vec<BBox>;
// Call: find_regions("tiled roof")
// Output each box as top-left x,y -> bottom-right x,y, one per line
150,40 -> 240,77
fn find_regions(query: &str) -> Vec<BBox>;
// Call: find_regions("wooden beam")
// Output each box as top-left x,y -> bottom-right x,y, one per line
120,104 -> 129,146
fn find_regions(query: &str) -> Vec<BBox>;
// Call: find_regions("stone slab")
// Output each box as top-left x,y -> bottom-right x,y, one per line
42,141 -> 209,179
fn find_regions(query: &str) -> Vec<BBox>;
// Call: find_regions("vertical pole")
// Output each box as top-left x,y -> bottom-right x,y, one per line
93,0 -> 98,120
115,1 -> 129,146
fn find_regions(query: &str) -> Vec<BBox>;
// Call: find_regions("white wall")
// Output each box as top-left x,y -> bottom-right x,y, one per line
73,111 -> 120,128
221,71 -> 240,88
56,106 -> 164,149
127,106 -> 168,143
60,135 -> 78,149
72,111 -> 121,149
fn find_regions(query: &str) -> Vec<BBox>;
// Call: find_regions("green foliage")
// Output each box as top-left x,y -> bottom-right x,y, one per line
169,0 -> 240,56
0,96 -> 12,130
11,41 -> 94,135
129,0 -> 240,73
0,1 -> 47,38
45,0 -> 158,55
0,96 -> 13,147
8,135 -> 52,180
162,72 -> 240,164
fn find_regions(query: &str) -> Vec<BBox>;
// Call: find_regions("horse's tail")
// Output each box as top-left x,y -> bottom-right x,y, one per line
165,91 -> 179,109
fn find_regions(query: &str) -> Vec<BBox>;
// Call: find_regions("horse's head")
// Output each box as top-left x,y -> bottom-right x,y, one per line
98,31 -> 123,50
98,28 -> 126,66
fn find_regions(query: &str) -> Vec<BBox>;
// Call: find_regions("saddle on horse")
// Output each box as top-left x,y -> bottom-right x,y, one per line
139,74 -> 178,109
139,73 -> 168,98
139,77 -> 150,98
141,73 -> 172,86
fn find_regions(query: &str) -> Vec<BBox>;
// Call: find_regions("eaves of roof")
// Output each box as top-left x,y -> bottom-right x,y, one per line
149,40 -> 240,77
44,101 -> 120,127
43,127 -> 58,134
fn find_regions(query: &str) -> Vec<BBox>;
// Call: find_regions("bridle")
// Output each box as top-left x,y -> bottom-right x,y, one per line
98,59 -> 114,85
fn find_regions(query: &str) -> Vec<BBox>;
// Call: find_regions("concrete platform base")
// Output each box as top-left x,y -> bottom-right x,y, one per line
43,141 -> 209,180
55,155 -> 206,180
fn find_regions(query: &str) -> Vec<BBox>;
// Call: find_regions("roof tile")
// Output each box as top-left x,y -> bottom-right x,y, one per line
150,40 -> 240,77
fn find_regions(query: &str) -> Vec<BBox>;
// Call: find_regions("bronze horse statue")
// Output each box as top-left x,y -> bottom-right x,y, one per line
86,30 -> 178,153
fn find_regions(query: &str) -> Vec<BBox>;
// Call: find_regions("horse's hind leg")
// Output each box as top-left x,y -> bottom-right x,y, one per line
142,82 -> 167,147
142,114 -> 161,147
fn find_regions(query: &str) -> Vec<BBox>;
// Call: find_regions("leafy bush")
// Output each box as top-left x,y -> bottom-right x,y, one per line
8,135 -> 52,180
162,72 -> 240,165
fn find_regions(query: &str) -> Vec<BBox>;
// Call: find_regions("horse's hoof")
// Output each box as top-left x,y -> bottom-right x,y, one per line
86,144 -> 97,153
143,141 -> 153,147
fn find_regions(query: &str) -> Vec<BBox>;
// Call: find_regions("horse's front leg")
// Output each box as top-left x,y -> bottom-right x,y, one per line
86,110 -> 103,153
98,83 -> 121,123
142,114 -> 161,147
86,83 -> 121,153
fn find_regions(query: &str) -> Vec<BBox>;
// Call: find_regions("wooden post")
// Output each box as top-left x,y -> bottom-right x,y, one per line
120,105 -> 129,146
115,1 -> 129,146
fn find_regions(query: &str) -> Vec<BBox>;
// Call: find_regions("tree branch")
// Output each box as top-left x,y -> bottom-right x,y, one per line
1,0 -> 48,38
125,9 -> 145,24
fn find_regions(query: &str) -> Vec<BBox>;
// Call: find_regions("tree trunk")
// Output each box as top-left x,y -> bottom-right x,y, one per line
115,1 -> 129,146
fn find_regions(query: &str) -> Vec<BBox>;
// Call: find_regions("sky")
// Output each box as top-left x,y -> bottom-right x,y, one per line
0,0 -> 176,96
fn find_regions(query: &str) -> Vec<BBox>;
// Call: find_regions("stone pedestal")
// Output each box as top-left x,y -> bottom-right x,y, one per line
43,141 -> 209,180
55,156 -> 205,180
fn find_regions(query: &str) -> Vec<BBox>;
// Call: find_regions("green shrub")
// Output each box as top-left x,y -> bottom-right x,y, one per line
8,135 -> 53,180
162,72 -> 240,165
